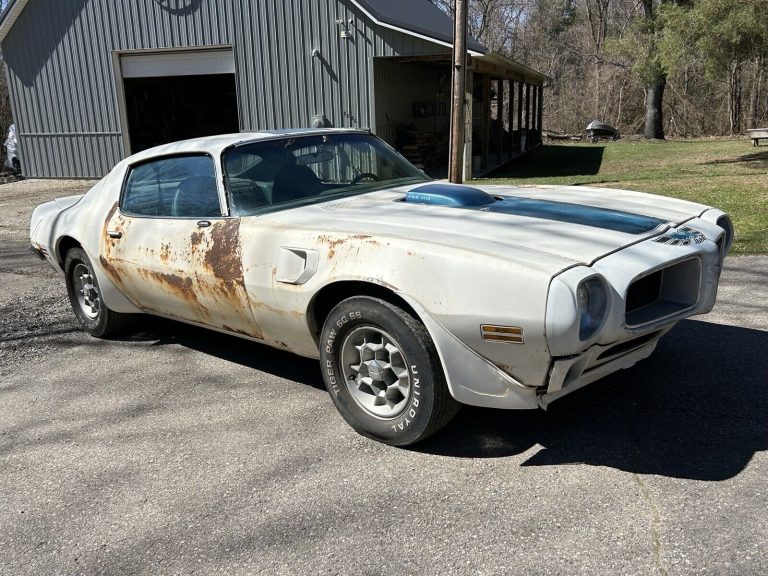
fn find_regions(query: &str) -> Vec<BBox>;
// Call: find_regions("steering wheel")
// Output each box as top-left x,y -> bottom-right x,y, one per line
350,172 -> 380,185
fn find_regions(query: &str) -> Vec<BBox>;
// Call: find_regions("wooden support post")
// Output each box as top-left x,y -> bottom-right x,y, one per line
448,0 -> 469,183
537,85 -> 544,144
531,85 -> 537,142
516,81 -> 523,152
507,79 -> 514,152
482,74 -> 491,171
463,71 -> 473,181
497,79 -> 504,165
525,84 -> 531,130
525,83 -> 531,150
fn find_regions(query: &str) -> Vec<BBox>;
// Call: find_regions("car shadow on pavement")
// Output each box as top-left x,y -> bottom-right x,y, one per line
122,315 -> 325,391
114,316 -> 766,481
415,319 -> 768,481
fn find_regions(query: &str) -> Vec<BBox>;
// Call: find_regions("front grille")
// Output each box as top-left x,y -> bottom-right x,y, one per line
625,258 -> 701,326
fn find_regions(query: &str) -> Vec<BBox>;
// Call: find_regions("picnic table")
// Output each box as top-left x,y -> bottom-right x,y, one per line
747,128 -> 768,146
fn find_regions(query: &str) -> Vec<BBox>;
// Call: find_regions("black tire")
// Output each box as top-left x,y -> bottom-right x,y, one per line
64,247 -> 130,338
11,157 -> 20,176
320,296 -> 459,446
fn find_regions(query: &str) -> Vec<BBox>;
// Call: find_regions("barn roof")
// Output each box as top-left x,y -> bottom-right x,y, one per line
0,0 -> 487,53
352,0 -> 487,54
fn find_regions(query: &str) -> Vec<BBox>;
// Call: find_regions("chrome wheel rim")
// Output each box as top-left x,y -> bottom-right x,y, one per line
340,326 -> 412,419
73,263 -> 100,320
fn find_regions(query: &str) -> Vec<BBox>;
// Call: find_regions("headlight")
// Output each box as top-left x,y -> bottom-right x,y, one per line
577,277 -> 608,340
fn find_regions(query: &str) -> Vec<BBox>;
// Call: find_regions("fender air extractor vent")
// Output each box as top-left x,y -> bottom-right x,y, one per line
405,184 -> 495,207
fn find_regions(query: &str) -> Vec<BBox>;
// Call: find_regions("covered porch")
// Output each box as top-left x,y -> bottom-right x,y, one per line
374,52 -> 547,179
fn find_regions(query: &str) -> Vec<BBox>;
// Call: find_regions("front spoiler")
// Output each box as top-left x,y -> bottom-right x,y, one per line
538,327 -> 672,408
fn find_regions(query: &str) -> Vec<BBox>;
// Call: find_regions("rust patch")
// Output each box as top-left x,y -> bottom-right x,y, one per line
144,270 -> 197,303
159,243 -> 171,263
319,234 -> 376,259
222,324 -> 253,337
103,202 -> 118,235
249,299 -> 304,320
99,255 -> 123,288
497,363 -> 519,378
203,220 -> 243,283
103,202 -> 119,254
318,235 -> 346,259
190,230 -> 205,255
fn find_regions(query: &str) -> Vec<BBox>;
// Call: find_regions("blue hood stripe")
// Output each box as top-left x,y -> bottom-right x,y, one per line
483,196 -> 666,235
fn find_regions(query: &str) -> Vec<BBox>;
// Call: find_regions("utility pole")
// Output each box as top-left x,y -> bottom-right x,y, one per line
448,0 -> 469,183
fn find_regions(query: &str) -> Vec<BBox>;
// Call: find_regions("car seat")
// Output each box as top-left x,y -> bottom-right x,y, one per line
271,165 -> 322,205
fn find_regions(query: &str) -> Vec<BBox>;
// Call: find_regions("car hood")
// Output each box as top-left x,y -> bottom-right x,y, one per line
260,183 -> 710,270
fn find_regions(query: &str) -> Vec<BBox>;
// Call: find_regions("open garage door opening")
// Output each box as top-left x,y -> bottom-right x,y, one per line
120,49 -> 239,154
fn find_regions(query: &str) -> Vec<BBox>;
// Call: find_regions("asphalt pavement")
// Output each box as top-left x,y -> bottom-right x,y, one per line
1,179 -> 766,575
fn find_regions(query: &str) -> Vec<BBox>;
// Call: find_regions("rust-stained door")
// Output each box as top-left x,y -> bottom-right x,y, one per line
102,210 -> 261,339
100,154 -> 262,339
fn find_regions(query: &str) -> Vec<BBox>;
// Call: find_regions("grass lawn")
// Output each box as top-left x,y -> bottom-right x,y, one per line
482,139 -> 768,255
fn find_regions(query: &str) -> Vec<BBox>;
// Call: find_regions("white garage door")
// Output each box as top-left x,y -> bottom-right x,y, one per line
121,49 -> 235,79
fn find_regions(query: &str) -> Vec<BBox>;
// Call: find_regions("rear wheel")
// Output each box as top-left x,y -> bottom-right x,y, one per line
64,247 -> 130,338
320,296 -> 459,446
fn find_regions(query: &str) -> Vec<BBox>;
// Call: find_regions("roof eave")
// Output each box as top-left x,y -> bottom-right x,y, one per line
478,52 -> 551,84
349,0 -> 487,56
0,0 -> 27,44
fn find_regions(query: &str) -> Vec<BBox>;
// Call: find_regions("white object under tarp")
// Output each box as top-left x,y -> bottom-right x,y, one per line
4,124 -> 18,171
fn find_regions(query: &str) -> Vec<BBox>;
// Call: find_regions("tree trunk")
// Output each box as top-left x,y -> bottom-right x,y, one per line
728,58 -> 742,134
749,56 -> 763,129
645,79 -> 666,139
642,0 -> 665,140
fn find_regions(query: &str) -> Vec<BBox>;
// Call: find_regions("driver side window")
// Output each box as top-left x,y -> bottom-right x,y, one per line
122,155 -> 221,218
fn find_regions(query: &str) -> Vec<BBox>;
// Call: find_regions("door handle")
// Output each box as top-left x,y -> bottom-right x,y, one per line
107,230 -> 122,239
197,221 -> 211,228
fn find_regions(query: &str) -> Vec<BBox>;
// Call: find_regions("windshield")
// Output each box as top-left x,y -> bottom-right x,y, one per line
222,133 -> 430,216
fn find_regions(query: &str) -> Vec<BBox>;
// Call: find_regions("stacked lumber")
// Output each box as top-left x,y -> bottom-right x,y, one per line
397,129 -> 448,169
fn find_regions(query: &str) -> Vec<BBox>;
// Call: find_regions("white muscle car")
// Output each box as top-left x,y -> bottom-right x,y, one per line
30,129 -> 734,445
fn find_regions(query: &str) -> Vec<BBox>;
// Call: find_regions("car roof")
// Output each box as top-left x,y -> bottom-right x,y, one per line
125,128 -> 372,165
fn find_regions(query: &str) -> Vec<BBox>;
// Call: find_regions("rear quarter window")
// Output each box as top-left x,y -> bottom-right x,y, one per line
121,154 -> 220,218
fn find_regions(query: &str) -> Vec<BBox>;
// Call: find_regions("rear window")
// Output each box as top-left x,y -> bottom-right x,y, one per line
121,154 -> 221,218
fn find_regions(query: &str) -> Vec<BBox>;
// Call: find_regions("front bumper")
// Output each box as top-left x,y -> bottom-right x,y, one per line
538,326 -> 673,407
538,216 -> 725,407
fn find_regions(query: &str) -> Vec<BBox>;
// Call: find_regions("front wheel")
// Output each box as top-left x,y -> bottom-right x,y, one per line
320,296 -> 459,446
64,247 -> 130,338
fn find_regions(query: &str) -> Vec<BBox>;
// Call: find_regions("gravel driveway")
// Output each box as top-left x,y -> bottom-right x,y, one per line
1,179 -> 766,575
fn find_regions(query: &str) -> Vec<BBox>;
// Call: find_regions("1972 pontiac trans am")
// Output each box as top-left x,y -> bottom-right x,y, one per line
30,129 -> 734,445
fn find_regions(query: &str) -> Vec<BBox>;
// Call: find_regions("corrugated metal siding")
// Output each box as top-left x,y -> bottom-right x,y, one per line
2,0 -> 451,178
